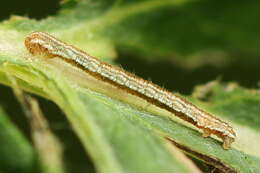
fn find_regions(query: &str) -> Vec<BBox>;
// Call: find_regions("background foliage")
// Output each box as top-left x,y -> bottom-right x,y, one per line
0,0 -> 260,173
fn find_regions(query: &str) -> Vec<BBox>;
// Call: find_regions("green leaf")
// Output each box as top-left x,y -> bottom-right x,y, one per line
1,58 -> 260,172
1,0 -> 260,172
1,60 -> 194,172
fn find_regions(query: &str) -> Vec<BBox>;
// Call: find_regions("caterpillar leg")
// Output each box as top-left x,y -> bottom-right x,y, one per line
202,129 -> 211,137
222,136 -> 234,149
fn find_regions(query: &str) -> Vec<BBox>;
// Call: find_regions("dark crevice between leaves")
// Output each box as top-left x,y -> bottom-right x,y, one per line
11,85 -> 65,172
0,85 -> 30,138
191,157 -> 215,173
165,137 -> 237,173
0,0 -> 60,21
116,52 -> 260,95
0,85 -> 96,173
207,165 -> 227,173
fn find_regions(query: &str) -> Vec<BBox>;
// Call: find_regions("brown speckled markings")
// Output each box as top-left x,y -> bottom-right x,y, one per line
25,32 -> 236,149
